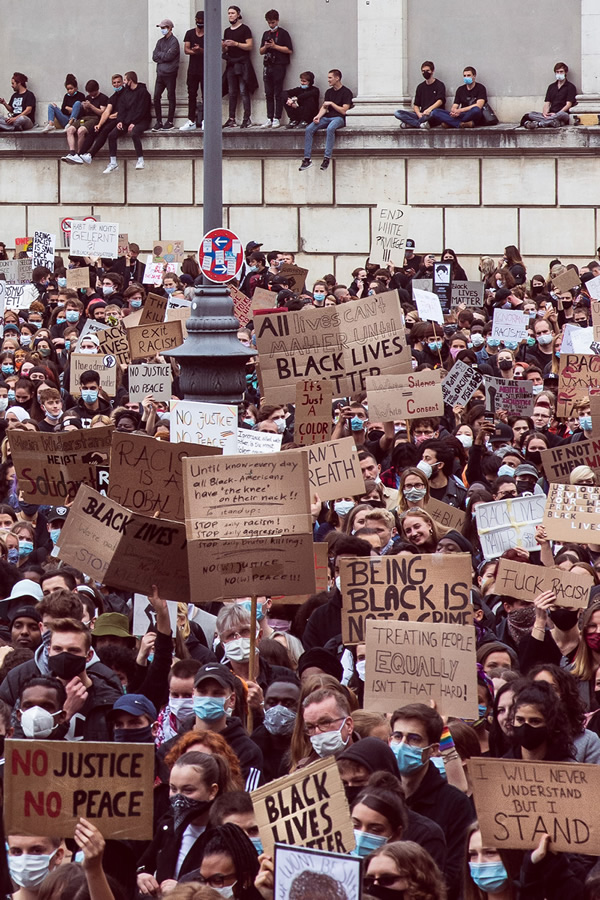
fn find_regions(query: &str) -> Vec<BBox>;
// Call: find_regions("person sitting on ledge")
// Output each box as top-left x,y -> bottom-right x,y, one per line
429,65 -> 486,129
395,60 -> 446,130
520,61 -> 577,129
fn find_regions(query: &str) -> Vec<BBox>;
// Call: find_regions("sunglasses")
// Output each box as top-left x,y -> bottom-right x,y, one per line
364,875 -> 402,890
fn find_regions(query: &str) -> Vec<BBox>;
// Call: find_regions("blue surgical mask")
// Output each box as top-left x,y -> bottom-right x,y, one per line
497,464 -> 515,477
18,540 -> 33,557
334,500 -> 354,518
114,84 -> 124,91
1,365 -> 14,375
102,285 -> 114,297
532,383 -> 543,394
580,415 -> 593,432
57,277 -> 67,288
469,861 -> 508,893
464,76 -> 474,85
57,317 -> 66,326
243,417 -> 255,426
64,340 -> 71,351
390,740 -> 427,774
130,299 -> 142,309
428,340 -> 442,351
49,528 -> 61,546
313,291 -> 326,301
161,27 -> 169,35
7,548 -> 18,565
81,389 -> 98,404
487,338 -> 500,348
555,72 -> 566,82
503,341 -> 518,350
350,416 -> 365,432
66,310 -> 79,323
527,336 -> 536,347
352,830 -> 388,858
250,836 -> 263,856
193,696 -> 227,721
7,390 -> 15,401
20,335 -> 31,347
165,287 -> 176,295
237,599 -> 264,622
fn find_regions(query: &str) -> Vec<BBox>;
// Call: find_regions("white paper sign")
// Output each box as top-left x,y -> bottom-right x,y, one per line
3,283 -> 33,311
128,363 -> 172,402
414,288 -> 444,325
236,429 -> 283,454
442,360 -> 482,407
369,203 -> 410,266
170,400 -> 238,453
560,324 -> 580,354
475,494 -> 546,560
570,326 -> 595,355
75,318 -> 110,352
167,297 -> 192,311
491,309 -> 528,342
586,275 -> 600,301
132,594 -> 178,636
32,231 -> 56,271
70,221 -> 119,258
142,255 -> 165,286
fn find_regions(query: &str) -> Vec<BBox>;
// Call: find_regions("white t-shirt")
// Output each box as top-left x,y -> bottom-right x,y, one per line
175,823 -> 205,877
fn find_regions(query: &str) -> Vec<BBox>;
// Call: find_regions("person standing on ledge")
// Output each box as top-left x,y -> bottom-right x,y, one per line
180,10 -> 205,131
259,8 -> 293,130
222,5 -> 255,129
429,65 -> 486,129
151,18 -> 180,132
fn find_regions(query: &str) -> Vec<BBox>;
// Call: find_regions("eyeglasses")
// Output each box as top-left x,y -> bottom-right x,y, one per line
196,874 -> 236,889
364,875 -> 404,890
303,716 -> 345,737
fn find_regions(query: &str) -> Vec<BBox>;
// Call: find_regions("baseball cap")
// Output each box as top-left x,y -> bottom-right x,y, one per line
245,241 -> 263,253
47,506 -> 69,524
8,605 -> 41,625
515,463 -> 539,479
157,18 -> 174,27
195,10 -> 204,21
494,288 -> 511,304
194,663 -> 236,691
109,694 -> 157,721
491,422 -> 513,444
8,580 -> 43,604
405,239 -> 415,250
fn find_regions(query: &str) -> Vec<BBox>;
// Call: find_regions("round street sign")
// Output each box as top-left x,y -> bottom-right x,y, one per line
198,228 -> 244,283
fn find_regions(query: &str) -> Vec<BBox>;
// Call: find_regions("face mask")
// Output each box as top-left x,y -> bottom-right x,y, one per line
464,76 -> 474,85
352,830 -> 388,858
497,464 -> 515,477
193,695 -> 227,721
224,636 -> 252,662
350,416 -> 365,432
165,287 -> 176,295
428,341 -> 442,352
56,277 -> 67,288
20,335 -> 31,347
81,389 -> 98,404
8,850 -> 58,889
49,528 -> 61,546
130,299 -> 142,309
355,659 -> 366,681
504,341 -> 518,351
313,292 -> 325,302
170,792 -> 212,830
416,460 -> 433,479
161,27 -> 169,35
403,486 -> 427,502
585,632 -> 600,652
471,334 -> 484,347
250,836 -> 263,855
526,336 -> 536,347
57,317 -> 66,326
526,450 -> 542,466
263,704 -> 296,736
21,706 -> 60,739
48,651 -> 87,680
66,310 -> 80,323
580,416 -> 593,432
498,359 -> 513,371
390,740 -> 426,774
300,83 -> 309,89
18,540 -> 33,557
469,861 -> 508,894
274,417 -> 286,434
1,364 -> 14,375
549,607 -> 579,631
532,383 -> 543,395
422,70 -> 432,79
556,72 -> 566,81
449,347 -> 461,359
7,548 -> 18,564
248,265 -> 258,273
0,398 -> 7,412
170,696 -> 195,721
114,724 -> 154,743
456,434 -> 473,449
214,886 -> 235,899
513,722 -> 548,750
334,500 -> 354,518
64,340 -> 71,351
487,338 -> 500,348
39,347 -> 51,358
309,719 -> 349,758
537,333 -> 552,345
237,599 -> 265,622
30,322 -> 41,330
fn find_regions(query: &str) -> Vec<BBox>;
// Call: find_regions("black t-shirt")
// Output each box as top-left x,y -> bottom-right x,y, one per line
9,90 -> 36,121
184,27 -> 204,72
82,93 -> 109,118
61,90 -> 85,115
544,79 -> 578,113
453,81 -> 487,109
324,85 -> 354,120
260,26 -> 293,66
414,78 -> 446,112
223,23 -> 252,61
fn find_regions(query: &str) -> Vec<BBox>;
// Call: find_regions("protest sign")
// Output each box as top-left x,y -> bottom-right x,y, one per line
57,485 -> 189,597
491,309 -> 528,342
414,288 -> 444,325
0,259 -> 32,283
236,429 -> 283,454
469,757 -> 600,855
132,594 -> 178,635
561,324 -> 583,355
442,360 -> 482,407
251,758 -> 354,856
69,354 -> 117,397
558,354 -> 600,417
118,233 -> 129,257
305,437 -> 364,503
122,310 -> 143,329
570,327 -> 594,355
97,325 -> 130,367
252,286 -> 276,312
451,281 -> 485,308
411,279 -> 432,294
128,321 -> 183,359
142,257 -> 165,286
32,231 -> 56,271
426,497 -> 466,531
543,483 -> 600,543
592,301 -> 600,343
171,400 -> 238,452
366,370 -> 444,421
139,291 -> 168,326
552,268 -> 581,293
255,291 -> 411,404
433,261 -> 452,313
109,432 -> 220,521
587,275 -> 600,302
339,553 -> 472,644
66,266 -> 90,290
279,264 -> 308,292
369,203 -> 409,266
152,239 -> 184,263
70,221 -> 119,258
483,375 -> 534,416
15,236 -> 32,255
8,426 -> 112,503
273,542 -> 329,604
3,283 -> 29,311
183,450 -> 312,540
364,619 -> 478,718
294,380 -> 333,445
187,533 -> 317,602
4,739 -> 154,840
475,494 -> 546,559
75,318 -> 110,353
495,557 -> 593,608
229,284 -> 252,327
128,363 -> 172,402
166,297 -> 192,312
274,845 -> 361,900
540,437 -> 600,483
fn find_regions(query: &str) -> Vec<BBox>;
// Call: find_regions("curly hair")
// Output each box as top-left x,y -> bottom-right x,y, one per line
367,841 -> 447,900
510,679 -> 575,761
529,663 -> 586,737
164,730 -> 244,791
572,600 -> 600,682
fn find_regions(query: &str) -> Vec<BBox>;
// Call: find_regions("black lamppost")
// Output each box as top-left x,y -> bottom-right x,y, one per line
169,0 -> 254,403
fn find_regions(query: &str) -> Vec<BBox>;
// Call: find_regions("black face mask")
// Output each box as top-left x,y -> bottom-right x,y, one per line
498,359 -> 513,371
48,651 -> 87,680
525,450 -> 542,466
513,722 -> 548,751
549,608 -> 579,631
170,794 -> 212,830
367,886 -> 405,900
114,725 -> 154,744
344,783 -> 364,806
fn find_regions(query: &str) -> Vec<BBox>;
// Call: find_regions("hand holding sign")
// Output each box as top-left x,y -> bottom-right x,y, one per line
74,817 -> 105,868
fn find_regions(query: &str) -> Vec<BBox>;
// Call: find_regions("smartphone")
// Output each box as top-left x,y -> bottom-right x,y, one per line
483,412 -> 495,426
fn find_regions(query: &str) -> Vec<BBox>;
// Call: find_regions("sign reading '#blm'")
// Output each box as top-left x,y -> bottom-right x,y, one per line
543,483 -> 600,543
475,494 -> 546,559
255,291 -> 411,404
366,370 -> 443,421
540,437 -> 600,484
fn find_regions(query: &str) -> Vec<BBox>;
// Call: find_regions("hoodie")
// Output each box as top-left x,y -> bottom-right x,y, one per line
66,394 -> 113,428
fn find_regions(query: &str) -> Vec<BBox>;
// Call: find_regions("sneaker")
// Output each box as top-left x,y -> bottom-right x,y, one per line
298,121 -> 309,127
41,122 -> 54,133
260,119 -> 272,128
240,118 -> 252,128
299,157 -> 312,171
71,154 -> 83,164
103,161 -> 119,174
271,118 -> 281,129
320,157 -> 331,171
152,122 -> 163,132
419,121 -> 430,130
285,121 -> 296,129
179,120 -> 197,131
163,121 -> 174,130
67,118 -> 76,128
136,158 -> 145,169
80,153 -> 92,165
523,120 -> 537,130
61,154 -> 76,164
223,118 -> 237,128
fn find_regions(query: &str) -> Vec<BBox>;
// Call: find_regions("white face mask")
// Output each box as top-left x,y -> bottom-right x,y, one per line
169,696 -> 195,721
456,433 -> 473,449
334,500 -> 354,518
20,706 -> 60,739
274,417 -> 286,434
214,885 -> 236,899
8,850 -> 57,889
416,460 -> 433,479
356,660 -> 366,681
310,719 -> 350,758
224,636 -> 252,663
0,398 -> 7,412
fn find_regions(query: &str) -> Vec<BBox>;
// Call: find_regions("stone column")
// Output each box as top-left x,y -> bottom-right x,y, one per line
350,0 -> 409,126
147,0 -> 191,123
575,0 -> 600,116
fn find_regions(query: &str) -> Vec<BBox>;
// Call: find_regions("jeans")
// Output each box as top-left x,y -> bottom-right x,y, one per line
525,110 -> 569,127
0,115 -> 33,132
304,115 -> 345,159
394,109 -> 433,127
187,69 -> 204,123
226,65 -> 250,119
107,121 -> 150,158
264,66 -> 286,119
48,102 -> 82,127
154,73 -> 177,123
429,107 -> 483,128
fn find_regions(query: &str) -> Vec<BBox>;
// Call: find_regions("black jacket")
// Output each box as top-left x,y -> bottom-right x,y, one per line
302,589 -> 342,652
116,83 -> 152,127
137,809 -> 204,883
66,394 -> 113,428
250,724 -> 291,782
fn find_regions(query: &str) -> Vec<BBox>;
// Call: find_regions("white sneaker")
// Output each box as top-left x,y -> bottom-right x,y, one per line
80,153 -> 92,165
179,119 -> 197,131
136,158 -> 145,170
61,154 -> 75,164
103,161 -> 118,174
261,119 -> 272,128
71,154 -> 83,164
271,118 -> 281,129
41,122 -> 54,133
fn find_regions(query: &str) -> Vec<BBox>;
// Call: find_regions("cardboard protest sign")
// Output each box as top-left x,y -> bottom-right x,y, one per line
66,266 -> 90,290
139,291 -> 168,326
132,594 -> 178,636
369,203 -> 409,266
540,437 -> 600,484
442,360 -> 482,407
305,437 -> 364,503
294,380 -> 332,445
2,283 -> 30,311
128,363 -> 172,403
592,301 -> 600,343
558,354 -> 600,417
469,757 -> 600,855
366,370 -> 443,421
255,291 -> 411,404
279,263 -> 308,292
426,497 -> 466,531
70,221 -> 119,258
236,429 -> 283,454
364,619 -> 478,718
251,758 -> 355,856
4,739 -> 154,840
32,231 -> 56,271
274,845 -> 361,900
183,450 -> 312,540
483,375 -> 534,416
97,325 -> 130,367
109,432 -> 221,521
9,426 -> 112,504
171,400 -> 238,453
495,557 -> 593,608
229,284 -> 252,327
57,485 -> 189,598
0,259 -> 32,284
187,533 -> 317,603
118,233 -> 129,257
15,236 -> 32,254
152,239 -> 184,263
273,542 -> 329,604
414,288 -> 444,325
491,309 -> 528,343
475,494 -> 546,559
552,268 -> 581,293
127,321 -> 183,359
122,309 -> 143,329
75,318 -> 109,353
339,553 -> 473,644
543,483 -> 600,543
69,354 -> 117,397
252,286 -> 276,312
451,281 -> 485,308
